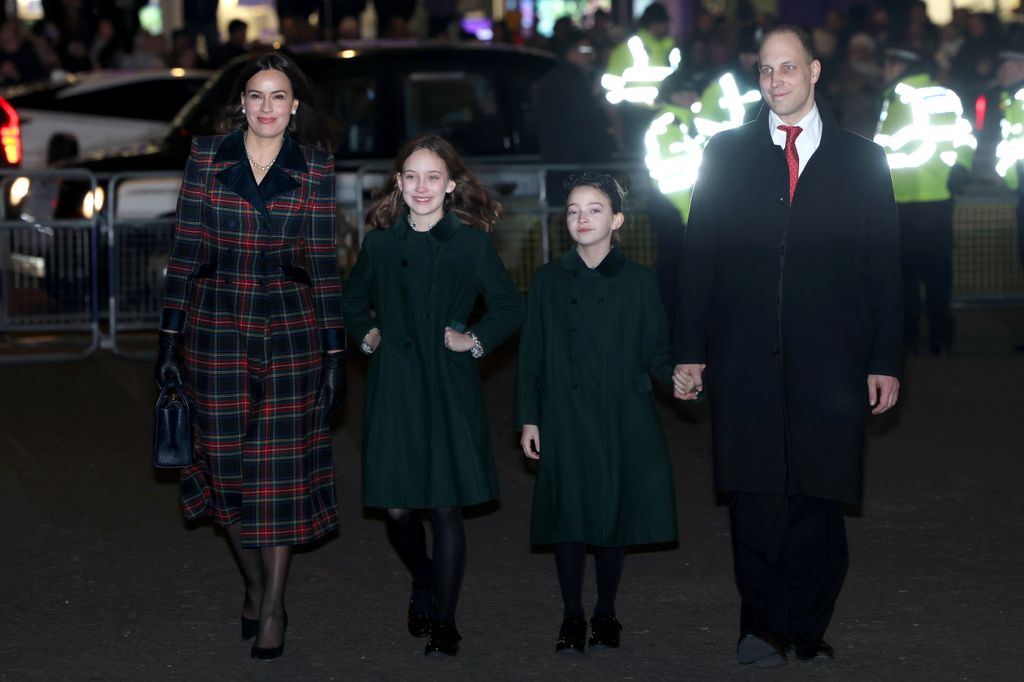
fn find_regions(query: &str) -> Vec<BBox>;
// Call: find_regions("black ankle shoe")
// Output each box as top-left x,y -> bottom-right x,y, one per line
250,612 -> 288,661
424,622 -> 461,656
588,614 -> 622,648
241,615 -> 259,641
407,580 -> 435,637
556,617 -> 587,653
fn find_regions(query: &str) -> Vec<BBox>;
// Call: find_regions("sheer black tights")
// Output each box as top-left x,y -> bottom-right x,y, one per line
554,542 -> 625,619
386,507 -> 465,626
224,522 -> 291,649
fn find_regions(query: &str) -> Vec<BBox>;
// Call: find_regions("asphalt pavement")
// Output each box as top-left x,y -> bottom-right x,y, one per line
1,306 -> 1023,681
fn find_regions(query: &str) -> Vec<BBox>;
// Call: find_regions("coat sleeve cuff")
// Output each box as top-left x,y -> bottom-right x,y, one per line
321,327 -> 346,353
160,307 -> 186,332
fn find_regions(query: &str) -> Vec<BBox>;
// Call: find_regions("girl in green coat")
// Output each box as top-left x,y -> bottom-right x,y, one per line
342,135 -> 524,657
516,173 -> 691,653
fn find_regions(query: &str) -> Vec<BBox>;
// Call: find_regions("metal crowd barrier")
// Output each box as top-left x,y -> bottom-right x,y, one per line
0,169 -> 100,364
2,166 -> 1023,364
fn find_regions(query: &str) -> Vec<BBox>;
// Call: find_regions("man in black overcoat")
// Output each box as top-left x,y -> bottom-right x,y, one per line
673,25 -> 903,667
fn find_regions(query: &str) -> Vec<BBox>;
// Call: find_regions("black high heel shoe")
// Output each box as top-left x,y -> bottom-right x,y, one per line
424,622 -> 461,656
407,580 -> 435,638
250,612 -> 288,660
241,615 -> 259,641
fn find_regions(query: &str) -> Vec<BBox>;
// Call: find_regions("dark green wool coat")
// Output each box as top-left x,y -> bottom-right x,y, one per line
342,211 -> 525,509
516,247 -> 678,547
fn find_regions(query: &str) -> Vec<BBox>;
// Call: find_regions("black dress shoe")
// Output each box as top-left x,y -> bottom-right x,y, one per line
407,580 -> 435,638
737,631 -> 787,667
424,622 -> 461,656
555,617 -> 587,653
241,615 -> 259,641
588,615 -> 622,648
791,637 -> 834,661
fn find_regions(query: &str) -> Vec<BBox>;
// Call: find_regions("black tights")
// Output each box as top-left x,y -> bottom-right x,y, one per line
386,507 -> 465,626
554,542 -> 625,619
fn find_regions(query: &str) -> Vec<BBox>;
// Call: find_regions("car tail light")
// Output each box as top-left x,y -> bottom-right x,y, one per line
0,96 -> 21,165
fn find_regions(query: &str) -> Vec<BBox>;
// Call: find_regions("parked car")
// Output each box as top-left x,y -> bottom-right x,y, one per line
34,42 -> 559,217
5,43 -> 562,314
2,68 -> 212,168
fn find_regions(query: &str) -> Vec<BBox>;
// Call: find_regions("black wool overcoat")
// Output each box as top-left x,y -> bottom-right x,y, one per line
673,99 -> 903,505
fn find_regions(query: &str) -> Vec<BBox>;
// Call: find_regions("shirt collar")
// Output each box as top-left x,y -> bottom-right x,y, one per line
769,104 -> 822,147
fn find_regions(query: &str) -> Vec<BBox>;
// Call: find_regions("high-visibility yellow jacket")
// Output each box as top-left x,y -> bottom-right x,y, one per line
995,84 -> 1024,190
692,71 -> 762,138
874,72 -> 975,203
644,103 -> 706,222
602,29 -> 681,106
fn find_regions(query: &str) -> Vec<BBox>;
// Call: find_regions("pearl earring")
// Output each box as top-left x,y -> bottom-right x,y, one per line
241,106 -> 246,114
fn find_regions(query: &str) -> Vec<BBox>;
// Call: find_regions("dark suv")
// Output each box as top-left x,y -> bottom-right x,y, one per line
52,41 -> 559,212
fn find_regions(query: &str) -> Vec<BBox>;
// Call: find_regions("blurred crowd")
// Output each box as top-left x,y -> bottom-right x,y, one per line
2,1 -> 1023,138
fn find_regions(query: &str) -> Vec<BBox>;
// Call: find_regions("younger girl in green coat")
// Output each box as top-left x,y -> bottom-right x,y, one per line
516,173 -> 691,653
342,135 -> 524,657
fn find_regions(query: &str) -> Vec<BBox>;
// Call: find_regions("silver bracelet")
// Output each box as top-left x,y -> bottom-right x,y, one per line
466,330 -> 484,359
361,327 -> 380,354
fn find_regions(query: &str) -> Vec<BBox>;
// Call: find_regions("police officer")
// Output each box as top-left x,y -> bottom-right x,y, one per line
693,25 -> 763,139
601,2 -> 680,154
643,70 -> 701,320
874,46 -> 975,355
993,49 -> 1024,267
601,2 -> 680,107
991,48 -> 1024,353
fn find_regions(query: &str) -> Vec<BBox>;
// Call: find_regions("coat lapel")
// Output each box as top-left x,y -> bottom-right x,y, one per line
213,129 -> 305,221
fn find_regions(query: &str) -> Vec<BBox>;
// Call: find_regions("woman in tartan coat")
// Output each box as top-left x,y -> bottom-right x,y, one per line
155,53 -> 345,660
342,135 -> 524,656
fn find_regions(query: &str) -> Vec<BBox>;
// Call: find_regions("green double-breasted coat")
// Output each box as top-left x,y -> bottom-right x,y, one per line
342,211 -> 524,509
515,247 -> 678,547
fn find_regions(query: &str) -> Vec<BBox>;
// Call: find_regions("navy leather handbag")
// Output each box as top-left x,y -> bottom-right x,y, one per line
153,380 -> 193,468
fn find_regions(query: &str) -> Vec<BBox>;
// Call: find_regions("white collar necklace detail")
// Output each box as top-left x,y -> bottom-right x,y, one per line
407,213 -> 438,231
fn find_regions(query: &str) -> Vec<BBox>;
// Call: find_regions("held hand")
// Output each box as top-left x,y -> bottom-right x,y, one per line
155,331 -> 183,388
444,326 -> 475,353
317,352 -> 347,414
867,374 -> 899,415
673,363 -> 705,400
363,328 -> 381,353
520,424 -> 541,460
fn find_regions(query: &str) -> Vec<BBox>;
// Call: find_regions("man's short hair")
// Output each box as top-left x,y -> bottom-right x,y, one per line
228,19 -> 248,34
760,24 -> 816,63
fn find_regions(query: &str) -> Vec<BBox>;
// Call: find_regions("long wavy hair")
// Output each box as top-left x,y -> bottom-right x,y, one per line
216,51 -> 337,152
365,135 -> 502,233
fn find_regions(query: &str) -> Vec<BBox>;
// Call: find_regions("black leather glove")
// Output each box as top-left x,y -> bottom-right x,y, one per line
317,352 -> 346,414
155,331 -> 184,388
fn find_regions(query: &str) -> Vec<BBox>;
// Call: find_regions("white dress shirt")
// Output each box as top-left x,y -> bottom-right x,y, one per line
769,105 -> 822,177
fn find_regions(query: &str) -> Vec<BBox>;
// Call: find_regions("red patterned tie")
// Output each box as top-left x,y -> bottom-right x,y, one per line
778,124 -> 802,203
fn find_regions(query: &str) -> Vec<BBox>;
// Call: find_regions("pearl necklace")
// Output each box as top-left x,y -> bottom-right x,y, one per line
244,137 -> 278,172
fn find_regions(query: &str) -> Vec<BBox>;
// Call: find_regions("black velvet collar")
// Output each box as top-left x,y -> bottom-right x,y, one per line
391,209 -> 463,242
213,129 -> 305,218
559,244 -> 626,277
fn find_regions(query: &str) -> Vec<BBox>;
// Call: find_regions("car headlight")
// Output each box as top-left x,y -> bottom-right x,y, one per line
8,176 -> 29,205
82,186 -> 105,219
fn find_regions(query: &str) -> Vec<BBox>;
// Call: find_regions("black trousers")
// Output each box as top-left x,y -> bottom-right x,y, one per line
729,492 -> 848,641
899,199 -> 955,352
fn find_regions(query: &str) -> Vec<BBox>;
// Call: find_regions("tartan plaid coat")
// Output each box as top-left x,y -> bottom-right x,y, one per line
159,130 -> 345,547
